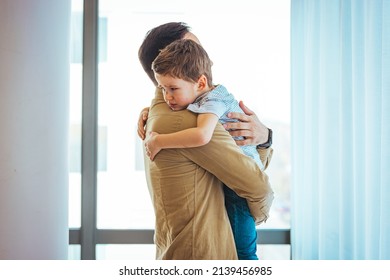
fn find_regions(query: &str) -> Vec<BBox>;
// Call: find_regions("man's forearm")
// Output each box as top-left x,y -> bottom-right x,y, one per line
181,123 -> 274,224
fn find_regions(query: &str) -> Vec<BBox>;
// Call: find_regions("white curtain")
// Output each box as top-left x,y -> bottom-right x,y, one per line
291,0 -> 390,259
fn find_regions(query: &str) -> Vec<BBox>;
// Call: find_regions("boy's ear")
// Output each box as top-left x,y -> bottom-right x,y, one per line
197,75 -> 208,91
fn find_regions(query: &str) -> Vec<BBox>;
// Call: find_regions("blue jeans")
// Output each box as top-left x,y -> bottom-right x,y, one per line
223,184 -> 258,260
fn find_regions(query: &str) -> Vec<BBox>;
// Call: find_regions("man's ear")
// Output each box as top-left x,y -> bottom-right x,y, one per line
197,75 -> 208,91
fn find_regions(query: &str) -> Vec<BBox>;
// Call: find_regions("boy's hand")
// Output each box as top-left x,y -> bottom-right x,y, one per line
137,107 -> 150,140
144,131 -> 161,161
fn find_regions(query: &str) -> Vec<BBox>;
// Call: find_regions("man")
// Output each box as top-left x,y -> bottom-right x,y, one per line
138,22 -> 274,260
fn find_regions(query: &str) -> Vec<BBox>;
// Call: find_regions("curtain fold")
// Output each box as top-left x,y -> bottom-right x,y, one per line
291,0 -> 390,259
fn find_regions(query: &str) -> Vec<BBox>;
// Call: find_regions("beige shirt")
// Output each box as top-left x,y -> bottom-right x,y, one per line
144,89 -> 274,260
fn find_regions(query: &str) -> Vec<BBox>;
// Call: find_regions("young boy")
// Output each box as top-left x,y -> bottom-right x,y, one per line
144,39 -> 268,259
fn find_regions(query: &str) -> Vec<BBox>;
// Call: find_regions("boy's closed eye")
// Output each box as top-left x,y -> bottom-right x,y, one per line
159,86 -> 178,94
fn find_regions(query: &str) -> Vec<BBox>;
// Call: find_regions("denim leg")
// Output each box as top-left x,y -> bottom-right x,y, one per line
223,184 -> 258,260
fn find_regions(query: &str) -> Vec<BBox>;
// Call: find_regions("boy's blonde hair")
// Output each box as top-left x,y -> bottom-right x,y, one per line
152,39 -> 213,87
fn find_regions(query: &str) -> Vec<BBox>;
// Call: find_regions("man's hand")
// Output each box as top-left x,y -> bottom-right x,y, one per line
223,101 -> 269,146
144,131 -> 161,161
137,107 -> 149,140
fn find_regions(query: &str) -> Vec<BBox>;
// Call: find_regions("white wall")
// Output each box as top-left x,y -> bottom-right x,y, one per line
0,0 -> 71,259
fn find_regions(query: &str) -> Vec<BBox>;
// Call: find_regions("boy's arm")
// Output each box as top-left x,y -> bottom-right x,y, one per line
144,113 -> 219,160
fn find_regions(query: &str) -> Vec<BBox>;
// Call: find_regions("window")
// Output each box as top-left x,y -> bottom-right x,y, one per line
68,0 -> 84,260
69,0 -> 84,230
69,0 -> 291,260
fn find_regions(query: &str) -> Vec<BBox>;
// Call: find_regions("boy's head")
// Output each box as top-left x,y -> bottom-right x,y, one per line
138,22 -> 191,86
151,39 -> 214,111
152,39 -> 213,88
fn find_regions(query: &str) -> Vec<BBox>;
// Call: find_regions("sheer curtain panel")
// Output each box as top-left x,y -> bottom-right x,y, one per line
291,0 -> 390,259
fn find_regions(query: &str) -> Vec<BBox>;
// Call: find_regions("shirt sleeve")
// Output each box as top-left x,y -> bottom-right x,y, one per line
179,122 -> 274,225
257,147 -> 273,170
187,97 -> 227,118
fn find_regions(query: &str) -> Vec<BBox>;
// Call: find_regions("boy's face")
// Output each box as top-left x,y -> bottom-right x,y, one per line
155,73 -> 201,111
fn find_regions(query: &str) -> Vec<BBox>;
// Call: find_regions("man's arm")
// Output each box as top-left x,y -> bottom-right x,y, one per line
223,101 -> 273,170
180,122 -> 274,225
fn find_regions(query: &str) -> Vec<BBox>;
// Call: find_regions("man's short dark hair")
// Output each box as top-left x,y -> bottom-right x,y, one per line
138,22 -> 191,85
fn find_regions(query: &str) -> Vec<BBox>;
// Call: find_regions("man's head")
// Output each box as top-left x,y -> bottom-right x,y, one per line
138,22 -> 191,86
